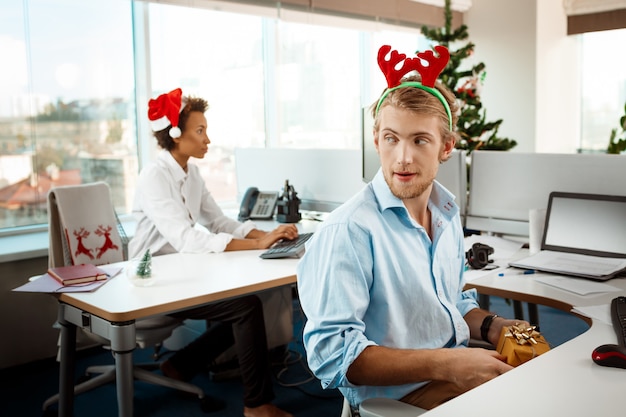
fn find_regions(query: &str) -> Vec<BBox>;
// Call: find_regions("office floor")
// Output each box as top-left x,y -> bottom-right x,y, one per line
0,295 -> 588,417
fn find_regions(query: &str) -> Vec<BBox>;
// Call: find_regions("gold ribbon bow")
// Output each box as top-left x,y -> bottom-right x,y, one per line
504,324 -> 542,346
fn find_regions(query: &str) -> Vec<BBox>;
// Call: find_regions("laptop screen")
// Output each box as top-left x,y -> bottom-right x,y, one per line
542,192 -> 626,258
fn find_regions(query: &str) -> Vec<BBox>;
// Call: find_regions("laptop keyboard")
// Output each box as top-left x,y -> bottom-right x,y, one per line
260,233 -> 314,259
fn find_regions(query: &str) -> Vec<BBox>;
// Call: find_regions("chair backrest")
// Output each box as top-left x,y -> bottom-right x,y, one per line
47,182 -> 126,268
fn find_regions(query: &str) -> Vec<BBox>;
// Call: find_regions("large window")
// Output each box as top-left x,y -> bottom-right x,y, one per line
148,4 -> 266,202
579,28 -> 626,152
0,0 -> 136,229
0,0 -> 427,232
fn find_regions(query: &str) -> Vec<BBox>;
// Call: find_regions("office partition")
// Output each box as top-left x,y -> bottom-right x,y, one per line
234,148 -> 366,212
236,146 -> 467,216
466,151 -> 626,236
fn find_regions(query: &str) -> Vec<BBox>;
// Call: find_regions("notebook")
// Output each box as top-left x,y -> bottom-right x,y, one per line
509,192 -> 626,280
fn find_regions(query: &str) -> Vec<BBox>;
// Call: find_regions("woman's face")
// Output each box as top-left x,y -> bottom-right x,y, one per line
174,111 -> 210,160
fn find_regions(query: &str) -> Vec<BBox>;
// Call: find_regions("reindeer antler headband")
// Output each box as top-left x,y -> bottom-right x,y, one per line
375,45 -> 452,131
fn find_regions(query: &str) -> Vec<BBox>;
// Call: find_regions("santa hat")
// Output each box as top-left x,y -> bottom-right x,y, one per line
147,88 -> 186,138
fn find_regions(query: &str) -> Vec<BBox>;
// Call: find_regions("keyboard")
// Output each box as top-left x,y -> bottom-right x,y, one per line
612,296 -> 626,347
260,233 -> 314,259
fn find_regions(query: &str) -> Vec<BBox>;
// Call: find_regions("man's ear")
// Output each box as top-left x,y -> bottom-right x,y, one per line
441,137 -> 456,160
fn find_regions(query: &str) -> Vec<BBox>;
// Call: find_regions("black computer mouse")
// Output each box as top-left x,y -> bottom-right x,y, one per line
591,344 -> 626,369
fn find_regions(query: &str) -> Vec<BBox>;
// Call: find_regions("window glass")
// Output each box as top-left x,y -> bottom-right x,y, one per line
0,0 -> 135,229
580,28 -> 626,152
0,0 -> 430,232
275,21 -> 361,149
148,3 -> 264,202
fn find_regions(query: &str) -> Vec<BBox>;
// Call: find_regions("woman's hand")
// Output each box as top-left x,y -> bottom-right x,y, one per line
256,224 -> 299,249
228,224 -> 299,251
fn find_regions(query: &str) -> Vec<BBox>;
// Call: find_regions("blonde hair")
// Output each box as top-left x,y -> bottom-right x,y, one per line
371,75 -> 459,151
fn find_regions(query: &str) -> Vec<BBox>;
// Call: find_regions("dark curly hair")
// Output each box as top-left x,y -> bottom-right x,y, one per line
153,96 -> 209,150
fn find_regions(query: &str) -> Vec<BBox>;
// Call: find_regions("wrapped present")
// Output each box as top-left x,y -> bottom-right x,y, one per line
496,323 -> 551,367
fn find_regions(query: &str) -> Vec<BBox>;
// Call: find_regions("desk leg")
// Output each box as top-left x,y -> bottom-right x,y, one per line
478,294 -> 490,310
58,310 -> 77,417
528,303 -> 539,326
513,300 -> 525,321
110,322 -> 136,417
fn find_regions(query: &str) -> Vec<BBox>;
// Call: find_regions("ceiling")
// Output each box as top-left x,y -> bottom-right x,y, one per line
409,0 -> 472,12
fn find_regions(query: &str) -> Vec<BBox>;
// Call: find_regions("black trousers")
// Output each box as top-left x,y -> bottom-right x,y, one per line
168,295 -> 274,408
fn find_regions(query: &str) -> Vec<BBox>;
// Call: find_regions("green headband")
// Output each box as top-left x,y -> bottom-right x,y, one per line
375,81 -> 453,131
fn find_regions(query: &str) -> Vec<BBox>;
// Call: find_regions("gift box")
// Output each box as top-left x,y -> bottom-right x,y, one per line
496,324 -> 551,367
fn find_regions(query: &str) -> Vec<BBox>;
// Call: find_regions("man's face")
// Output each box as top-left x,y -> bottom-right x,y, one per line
374,105 -> 452,200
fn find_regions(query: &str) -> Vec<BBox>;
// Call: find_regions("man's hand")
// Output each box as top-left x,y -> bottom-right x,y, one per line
442,347 -> 513,393
488,317 -> 531,346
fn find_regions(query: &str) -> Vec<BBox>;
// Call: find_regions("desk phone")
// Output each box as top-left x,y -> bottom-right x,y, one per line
238,187 -> 279,220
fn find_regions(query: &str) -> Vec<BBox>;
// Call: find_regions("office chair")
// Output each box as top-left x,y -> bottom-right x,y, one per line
341,397 -> 426,417
42,182 -> 218,413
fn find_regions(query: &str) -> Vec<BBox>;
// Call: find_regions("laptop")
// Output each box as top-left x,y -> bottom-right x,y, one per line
509,192 -> 626,280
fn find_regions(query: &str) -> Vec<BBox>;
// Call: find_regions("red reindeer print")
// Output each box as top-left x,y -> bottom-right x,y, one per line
73,227 -> 95,260
94,224 -> 119,259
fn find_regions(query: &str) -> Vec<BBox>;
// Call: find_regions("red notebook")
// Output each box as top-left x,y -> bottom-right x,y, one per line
47,264 -> 108,286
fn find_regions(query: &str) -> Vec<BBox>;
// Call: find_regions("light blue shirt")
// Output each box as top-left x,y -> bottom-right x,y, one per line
296,170 -> 478,408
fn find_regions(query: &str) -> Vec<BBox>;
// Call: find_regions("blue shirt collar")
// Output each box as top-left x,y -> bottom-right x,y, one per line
371,168 -> 459,221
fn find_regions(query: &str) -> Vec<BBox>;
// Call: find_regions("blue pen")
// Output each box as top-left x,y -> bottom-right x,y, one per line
498,270 -> 535,277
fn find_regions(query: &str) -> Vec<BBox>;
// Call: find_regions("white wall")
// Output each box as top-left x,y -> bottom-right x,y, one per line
465,0 -> 580,153
465,0 -> 537,152
535,0 -> 580,153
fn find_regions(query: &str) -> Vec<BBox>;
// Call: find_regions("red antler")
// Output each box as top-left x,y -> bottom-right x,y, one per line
377,45 -> 449,88
377,45 -> 418,88
416,45 -> 449,87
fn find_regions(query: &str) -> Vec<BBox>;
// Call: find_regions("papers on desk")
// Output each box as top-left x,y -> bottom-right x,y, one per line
533,275 -> 623,296
12,265 -> 122,293
509,250 -> 626,281
571,304 -> 613,325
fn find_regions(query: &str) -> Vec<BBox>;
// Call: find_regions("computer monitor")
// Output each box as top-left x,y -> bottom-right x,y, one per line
361,107 -> 468,219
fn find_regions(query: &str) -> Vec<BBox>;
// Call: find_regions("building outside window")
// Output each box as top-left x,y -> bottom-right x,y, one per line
0,0 -> 136,230
0,0 -> 425,231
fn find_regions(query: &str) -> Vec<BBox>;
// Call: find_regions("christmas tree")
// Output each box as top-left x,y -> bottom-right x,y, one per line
421,0 -> 517,153
607,102 -> 626,154
135,249 -> 152,278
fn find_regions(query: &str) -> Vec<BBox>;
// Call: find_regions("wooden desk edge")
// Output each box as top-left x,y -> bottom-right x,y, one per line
57,274 -> 297,323
465,282 -> 593,326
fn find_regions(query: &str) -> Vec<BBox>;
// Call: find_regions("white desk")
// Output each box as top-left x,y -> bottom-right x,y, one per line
414,261 -> 626,417
55,250 -> 300,417
54,223 -> 626,417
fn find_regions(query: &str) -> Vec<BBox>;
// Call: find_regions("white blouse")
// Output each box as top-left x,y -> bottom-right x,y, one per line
129,150 -> 255,258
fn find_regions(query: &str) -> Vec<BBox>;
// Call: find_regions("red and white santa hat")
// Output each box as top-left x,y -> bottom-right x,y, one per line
147,88 -> 186,138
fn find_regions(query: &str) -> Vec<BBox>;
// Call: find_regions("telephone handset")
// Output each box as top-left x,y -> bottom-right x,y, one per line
238,187 -> 279,221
